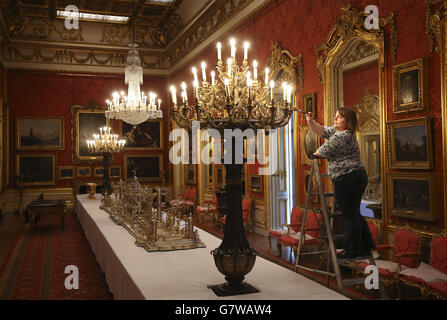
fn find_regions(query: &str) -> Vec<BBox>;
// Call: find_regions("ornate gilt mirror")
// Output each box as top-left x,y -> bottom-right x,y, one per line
316,4 -> 397,220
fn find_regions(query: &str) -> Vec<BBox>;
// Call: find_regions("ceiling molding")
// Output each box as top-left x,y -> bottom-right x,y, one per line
168,0 -> 273,74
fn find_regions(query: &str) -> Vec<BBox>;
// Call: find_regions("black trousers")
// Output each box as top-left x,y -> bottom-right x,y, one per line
332,168 -> 375,254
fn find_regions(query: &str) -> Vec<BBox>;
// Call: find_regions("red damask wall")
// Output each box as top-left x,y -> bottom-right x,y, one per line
8,70 -> 168,188
169,0 -> 444,229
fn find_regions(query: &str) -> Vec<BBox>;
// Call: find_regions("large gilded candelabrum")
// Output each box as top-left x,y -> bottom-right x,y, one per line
170,39 -> 297,296
87,123 -> 125,196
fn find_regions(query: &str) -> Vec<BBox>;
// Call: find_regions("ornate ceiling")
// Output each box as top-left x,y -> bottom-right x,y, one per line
0,0 -> 272,74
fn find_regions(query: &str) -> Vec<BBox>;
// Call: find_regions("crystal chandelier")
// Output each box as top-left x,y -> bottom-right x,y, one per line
105,6 -> 162,127
169,39 -> 300,297
170,39 -> 295,133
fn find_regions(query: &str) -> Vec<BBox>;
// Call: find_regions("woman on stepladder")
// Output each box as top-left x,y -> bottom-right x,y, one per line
306,107 -> 375,259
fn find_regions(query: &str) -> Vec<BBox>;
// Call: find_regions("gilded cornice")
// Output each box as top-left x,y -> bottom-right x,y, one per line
167,0 -> 266,66
425,0 -> 447,54
316,3 -> 397,83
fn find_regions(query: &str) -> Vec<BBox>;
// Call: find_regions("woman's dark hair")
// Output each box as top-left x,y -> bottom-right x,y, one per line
337,107 -> 357,134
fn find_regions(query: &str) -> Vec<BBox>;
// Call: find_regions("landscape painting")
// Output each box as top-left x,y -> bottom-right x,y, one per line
17,117 -> 64,150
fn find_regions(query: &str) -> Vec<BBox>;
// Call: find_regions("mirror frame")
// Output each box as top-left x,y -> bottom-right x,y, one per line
316,4 -> 396,228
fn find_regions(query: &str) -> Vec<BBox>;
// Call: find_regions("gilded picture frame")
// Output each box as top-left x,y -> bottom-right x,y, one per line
249,174 -> 263,193
303,93 -> 316,114
77,167 -> 91,178
124,154 -> 163,181
16,116 -> 64,150
392,57 -> 428,114
58,166 -> 74,180
387,117 -> 433,170
94,167 -> 105,177
71,105 -> 106,163
184,163 -> 197,185
120,119 -> 163,150
300,126 -> 320,165
16,154 -> 56,186
387,172 -> 437,222
109,166 -> 121,178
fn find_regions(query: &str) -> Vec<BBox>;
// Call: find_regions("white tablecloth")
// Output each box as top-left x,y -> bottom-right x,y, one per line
75,194 -> 347,300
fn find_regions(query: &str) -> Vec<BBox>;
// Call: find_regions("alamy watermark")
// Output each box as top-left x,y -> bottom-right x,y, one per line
64,265 -> 79,290
365,5 -> 379,30
169,121 -> 278,176
64,5 -> 79,30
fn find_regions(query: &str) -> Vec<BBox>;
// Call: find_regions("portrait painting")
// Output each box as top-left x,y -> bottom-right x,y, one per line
303,93 -> 316,114
71,105 -> 106,163
387,117 -> 433,169
300,126 -> 319,165
392,57 -> 427,113
388,173 -> 436,222
16,154 -> 56,186
249,175 -> 263,193
58,166 -> 74,180
124,154 -> 162,181
17,117 -> 64,150
121,119 -> 162,150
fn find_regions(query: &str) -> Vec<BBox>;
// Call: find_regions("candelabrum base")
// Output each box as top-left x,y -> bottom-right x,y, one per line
207,282 -> 260,297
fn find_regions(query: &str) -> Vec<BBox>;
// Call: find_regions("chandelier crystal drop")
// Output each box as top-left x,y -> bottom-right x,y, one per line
106,43 -> 163,127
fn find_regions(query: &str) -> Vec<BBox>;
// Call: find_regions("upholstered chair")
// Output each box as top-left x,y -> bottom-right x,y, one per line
276,210 -> 322,262
398,233 -> 447,299
196,193 -> 218,224
356,227 -> 422,299
268,208 -> 303,252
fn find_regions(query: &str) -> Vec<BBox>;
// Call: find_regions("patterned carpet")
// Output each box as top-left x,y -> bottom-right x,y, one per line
0,212 -> 113,300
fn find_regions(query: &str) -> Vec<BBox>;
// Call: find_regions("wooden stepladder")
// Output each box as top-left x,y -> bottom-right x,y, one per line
294,158 -> 387,299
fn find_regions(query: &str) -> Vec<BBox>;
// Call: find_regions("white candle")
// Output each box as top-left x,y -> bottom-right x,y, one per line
192,67 -> 198,83
224,78 -> 230,97
244,42 -> 249,61
201,62 -> 207,82
282,82 -> 287,101
170,86 -> 177,104
217,42 -> 222,61
230,38 -> 236,58
158,99 -> 161,110
181,82 -> 187,103
227,58 -> 232,78
270,80 -> 275,101
211,71 -> 215,85
253,60 -> 258,80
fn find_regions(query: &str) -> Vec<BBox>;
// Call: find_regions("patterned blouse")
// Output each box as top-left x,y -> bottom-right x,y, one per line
316,126 -> 364,179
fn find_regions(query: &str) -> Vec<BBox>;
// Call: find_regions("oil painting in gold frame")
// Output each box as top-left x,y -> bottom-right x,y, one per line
16,154 -> 56,186
392,57 -> 428,114
387,172 -> 436,222
387,117 -> 433,170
